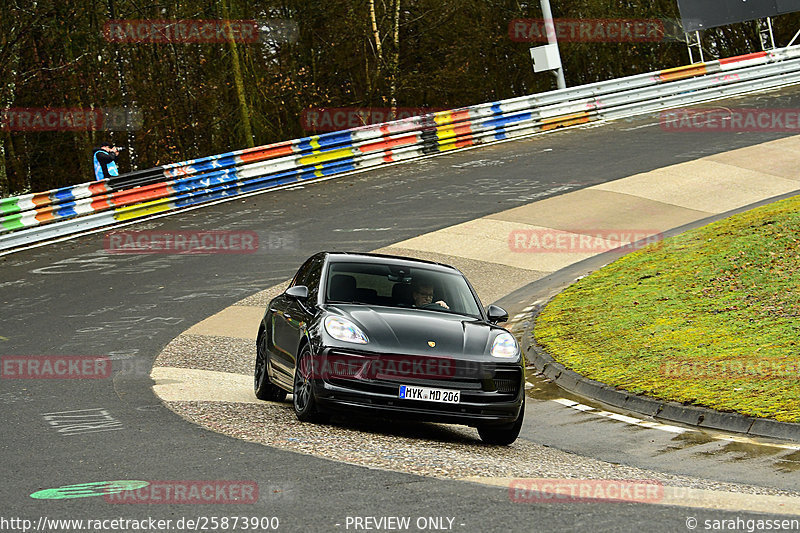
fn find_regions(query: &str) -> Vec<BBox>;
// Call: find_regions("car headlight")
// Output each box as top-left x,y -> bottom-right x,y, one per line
491,332 -> 518,358
324,316 -> 368,344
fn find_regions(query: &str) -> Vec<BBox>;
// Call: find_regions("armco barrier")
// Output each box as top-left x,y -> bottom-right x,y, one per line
3,46 -> 800,252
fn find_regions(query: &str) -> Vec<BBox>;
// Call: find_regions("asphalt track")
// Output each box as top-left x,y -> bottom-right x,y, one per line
2,86 -> 800,533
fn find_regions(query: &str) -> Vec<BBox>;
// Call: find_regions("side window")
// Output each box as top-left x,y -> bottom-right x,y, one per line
303,262 -> 322,301
292,256 -> 323,301
291,258 -> 315,288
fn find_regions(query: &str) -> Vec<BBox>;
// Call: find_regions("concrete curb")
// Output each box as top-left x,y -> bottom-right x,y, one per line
526,317 -> 800,441
517,195 -> 800,443
156,316 -> 800,441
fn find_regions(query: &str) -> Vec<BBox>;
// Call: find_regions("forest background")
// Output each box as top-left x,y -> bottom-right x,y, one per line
2,0 -> 797,196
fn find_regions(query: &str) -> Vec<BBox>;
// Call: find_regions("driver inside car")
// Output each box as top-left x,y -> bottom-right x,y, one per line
411,279 -> 449,310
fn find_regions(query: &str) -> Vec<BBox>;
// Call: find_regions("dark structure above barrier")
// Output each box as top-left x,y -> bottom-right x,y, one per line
677,0 -> 800,32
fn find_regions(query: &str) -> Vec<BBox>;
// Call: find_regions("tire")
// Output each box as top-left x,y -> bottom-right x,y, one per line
477,395 -> 525,445
293,345 -> 327,423
254,331 -> 288,402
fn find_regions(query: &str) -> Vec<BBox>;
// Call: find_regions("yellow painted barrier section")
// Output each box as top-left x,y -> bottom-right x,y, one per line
436,138 -> 460,152
434,111 -> 453,126
115,198 -> 174,221
436,127 -> 457,140
658,63 -> 708,82
541,112 -> 592,131
298,147 -> 353,166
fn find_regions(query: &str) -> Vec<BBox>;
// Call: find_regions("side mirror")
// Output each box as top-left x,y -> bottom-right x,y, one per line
285,285 -> 309,300
486,304 -> 508,324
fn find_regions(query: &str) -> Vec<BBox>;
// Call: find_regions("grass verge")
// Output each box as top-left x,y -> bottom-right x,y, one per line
534,194 -> 800,422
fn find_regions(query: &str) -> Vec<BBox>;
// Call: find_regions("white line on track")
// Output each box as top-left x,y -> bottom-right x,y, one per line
332,227 -> 393,232
551,398 -> 800,449
620,121 -> 663,131
553,398 -> 684,434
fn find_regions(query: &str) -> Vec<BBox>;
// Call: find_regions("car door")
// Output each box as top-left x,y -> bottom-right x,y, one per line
270,255 -> 322,378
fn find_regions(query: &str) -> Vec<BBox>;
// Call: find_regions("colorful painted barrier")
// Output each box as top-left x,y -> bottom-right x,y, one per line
2,46 -> 800,251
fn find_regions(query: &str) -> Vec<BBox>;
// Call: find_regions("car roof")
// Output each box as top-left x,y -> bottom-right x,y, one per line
323,252 -> 461,274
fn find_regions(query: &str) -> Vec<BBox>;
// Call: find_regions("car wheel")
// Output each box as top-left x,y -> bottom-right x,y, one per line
477,395 -> 525,445
254,331 -> 288,402
293,345 -> 327,423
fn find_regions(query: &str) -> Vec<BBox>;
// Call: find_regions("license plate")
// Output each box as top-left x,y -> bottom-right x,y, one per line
398,385 -> 460,404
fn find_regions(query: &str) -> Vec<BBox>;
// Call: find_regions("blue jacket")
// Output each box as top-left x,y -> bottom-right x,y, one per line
93,148 -> 119,181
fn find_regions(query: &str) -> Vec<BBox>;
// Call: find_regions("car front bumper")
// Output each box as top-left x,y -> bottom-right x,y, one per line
310,348 -> 525,426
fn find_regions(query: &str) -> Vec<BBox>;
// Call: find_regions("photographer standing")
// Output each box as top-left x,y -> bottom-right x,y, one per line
92,141 -> 121,181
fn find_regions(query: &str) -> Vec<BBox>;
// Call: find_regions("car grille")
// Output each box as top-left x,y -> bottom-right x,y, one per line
324,350 -> 522,402
494,379 -> 518,393
487,368 -> 523,394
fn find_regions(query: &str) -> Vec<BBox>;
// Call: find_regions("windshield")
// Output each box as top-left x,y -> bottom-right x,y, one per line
324,261 -> 483,319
